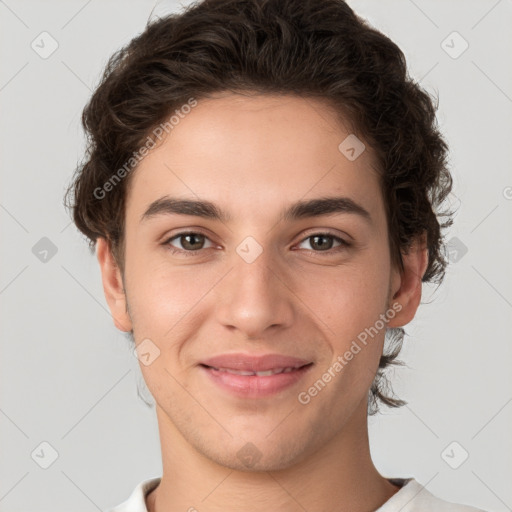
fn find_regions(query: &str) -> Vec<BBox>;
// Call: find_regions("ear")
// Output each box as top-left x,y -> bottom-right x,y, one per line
387,233 -> 429,328
96,237 -> 133,332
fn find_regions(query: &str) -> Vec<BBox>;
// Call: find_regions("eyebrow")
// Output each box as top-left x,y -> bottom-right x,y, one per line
140,195 -> 371,224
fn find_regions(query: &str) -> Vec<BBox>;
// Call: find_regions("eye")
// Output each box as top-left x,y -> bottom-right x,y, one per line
162,231 -> 351,257
296,233 -> 350,253
163,232 -> 214,256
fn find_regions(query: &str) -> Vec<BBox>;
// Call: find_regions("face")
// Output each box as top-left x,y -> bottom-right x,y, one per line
98,93 -> 424,472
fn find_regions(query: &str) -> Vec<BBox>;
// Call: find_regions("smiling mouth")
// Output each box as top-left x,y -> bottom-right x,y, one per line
199,362 -> 314,398
200,363 -> 313,377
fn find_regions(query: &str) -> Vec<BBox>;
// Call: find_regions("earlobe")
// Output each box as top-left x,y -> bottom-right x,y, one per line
387,235 -> 429,328
96,237 -> 133,332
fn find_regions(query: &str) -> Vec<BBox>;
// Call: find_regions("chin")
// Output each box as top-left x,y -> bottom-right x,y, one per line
193,428 -> 316,473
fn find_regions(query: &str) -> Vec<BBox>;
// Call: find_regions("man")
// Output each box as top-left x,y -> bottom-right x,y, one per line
65,0 -> 484,510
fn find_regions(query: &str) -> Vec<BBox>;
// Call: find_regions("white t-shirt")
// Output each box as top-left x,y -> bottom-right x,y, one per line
105,477 -> 485,512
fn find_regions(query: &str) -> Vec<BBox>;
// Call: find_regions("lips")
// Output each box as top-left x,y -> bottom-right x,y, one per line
199,353 -> 314,398
200,353 -> 312,373
207,366 -> 300,377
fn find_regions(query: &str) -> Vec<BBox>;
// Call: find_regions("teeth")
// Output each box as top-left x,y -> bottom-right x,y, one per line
255,370 -> 276,376
212,366 -> 298,376
221,368 -> 255,376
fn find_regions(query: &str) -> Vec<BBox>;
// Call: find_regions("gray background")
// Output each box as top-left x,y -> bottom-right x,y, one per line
1,0 -> 511,511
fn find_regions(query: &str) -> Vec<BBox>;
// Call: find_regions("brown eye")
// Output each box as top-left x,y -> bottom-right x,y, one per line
309,234 -> 335,251
164,232 -> 214,255
177,233 -> 206,250
297,233 -> 350,253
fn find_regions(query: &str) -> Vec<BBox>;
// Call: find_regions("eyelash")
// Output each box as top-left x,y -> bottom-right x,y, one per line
162,231 -> 351,257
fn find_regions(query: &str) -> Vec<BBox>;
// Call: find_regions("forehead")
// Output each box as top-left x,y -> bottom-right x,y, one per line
126,93 -> 384,226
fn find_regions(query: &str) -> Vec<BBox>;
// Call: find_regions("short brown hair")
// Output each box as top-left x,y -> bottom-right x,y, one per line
64,0 -> 453,414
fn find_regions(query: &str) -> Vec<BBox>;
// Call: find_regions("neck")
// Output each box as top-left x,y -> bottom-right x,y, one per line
146,399 -> 399,512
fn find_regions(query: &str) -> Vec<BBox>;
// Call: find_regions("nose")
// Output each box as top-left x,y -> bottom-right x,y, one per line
214,245 -> 295,340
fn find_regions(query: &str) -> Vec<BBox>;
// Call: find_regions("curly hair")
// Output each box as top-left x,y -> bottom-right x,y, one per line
64,0 -> 453,414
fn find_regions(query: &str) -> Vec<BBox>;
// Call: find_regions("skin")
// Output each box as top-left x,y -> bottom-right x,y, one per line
96,92 -> 428,512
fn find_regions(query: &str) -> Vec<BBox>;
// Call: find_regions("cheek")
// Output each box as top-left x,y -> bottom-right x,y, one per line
295,266 -> 390,413
124,252 -> 221,339
295,257 -> 391,335
294,256 -> 391,399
